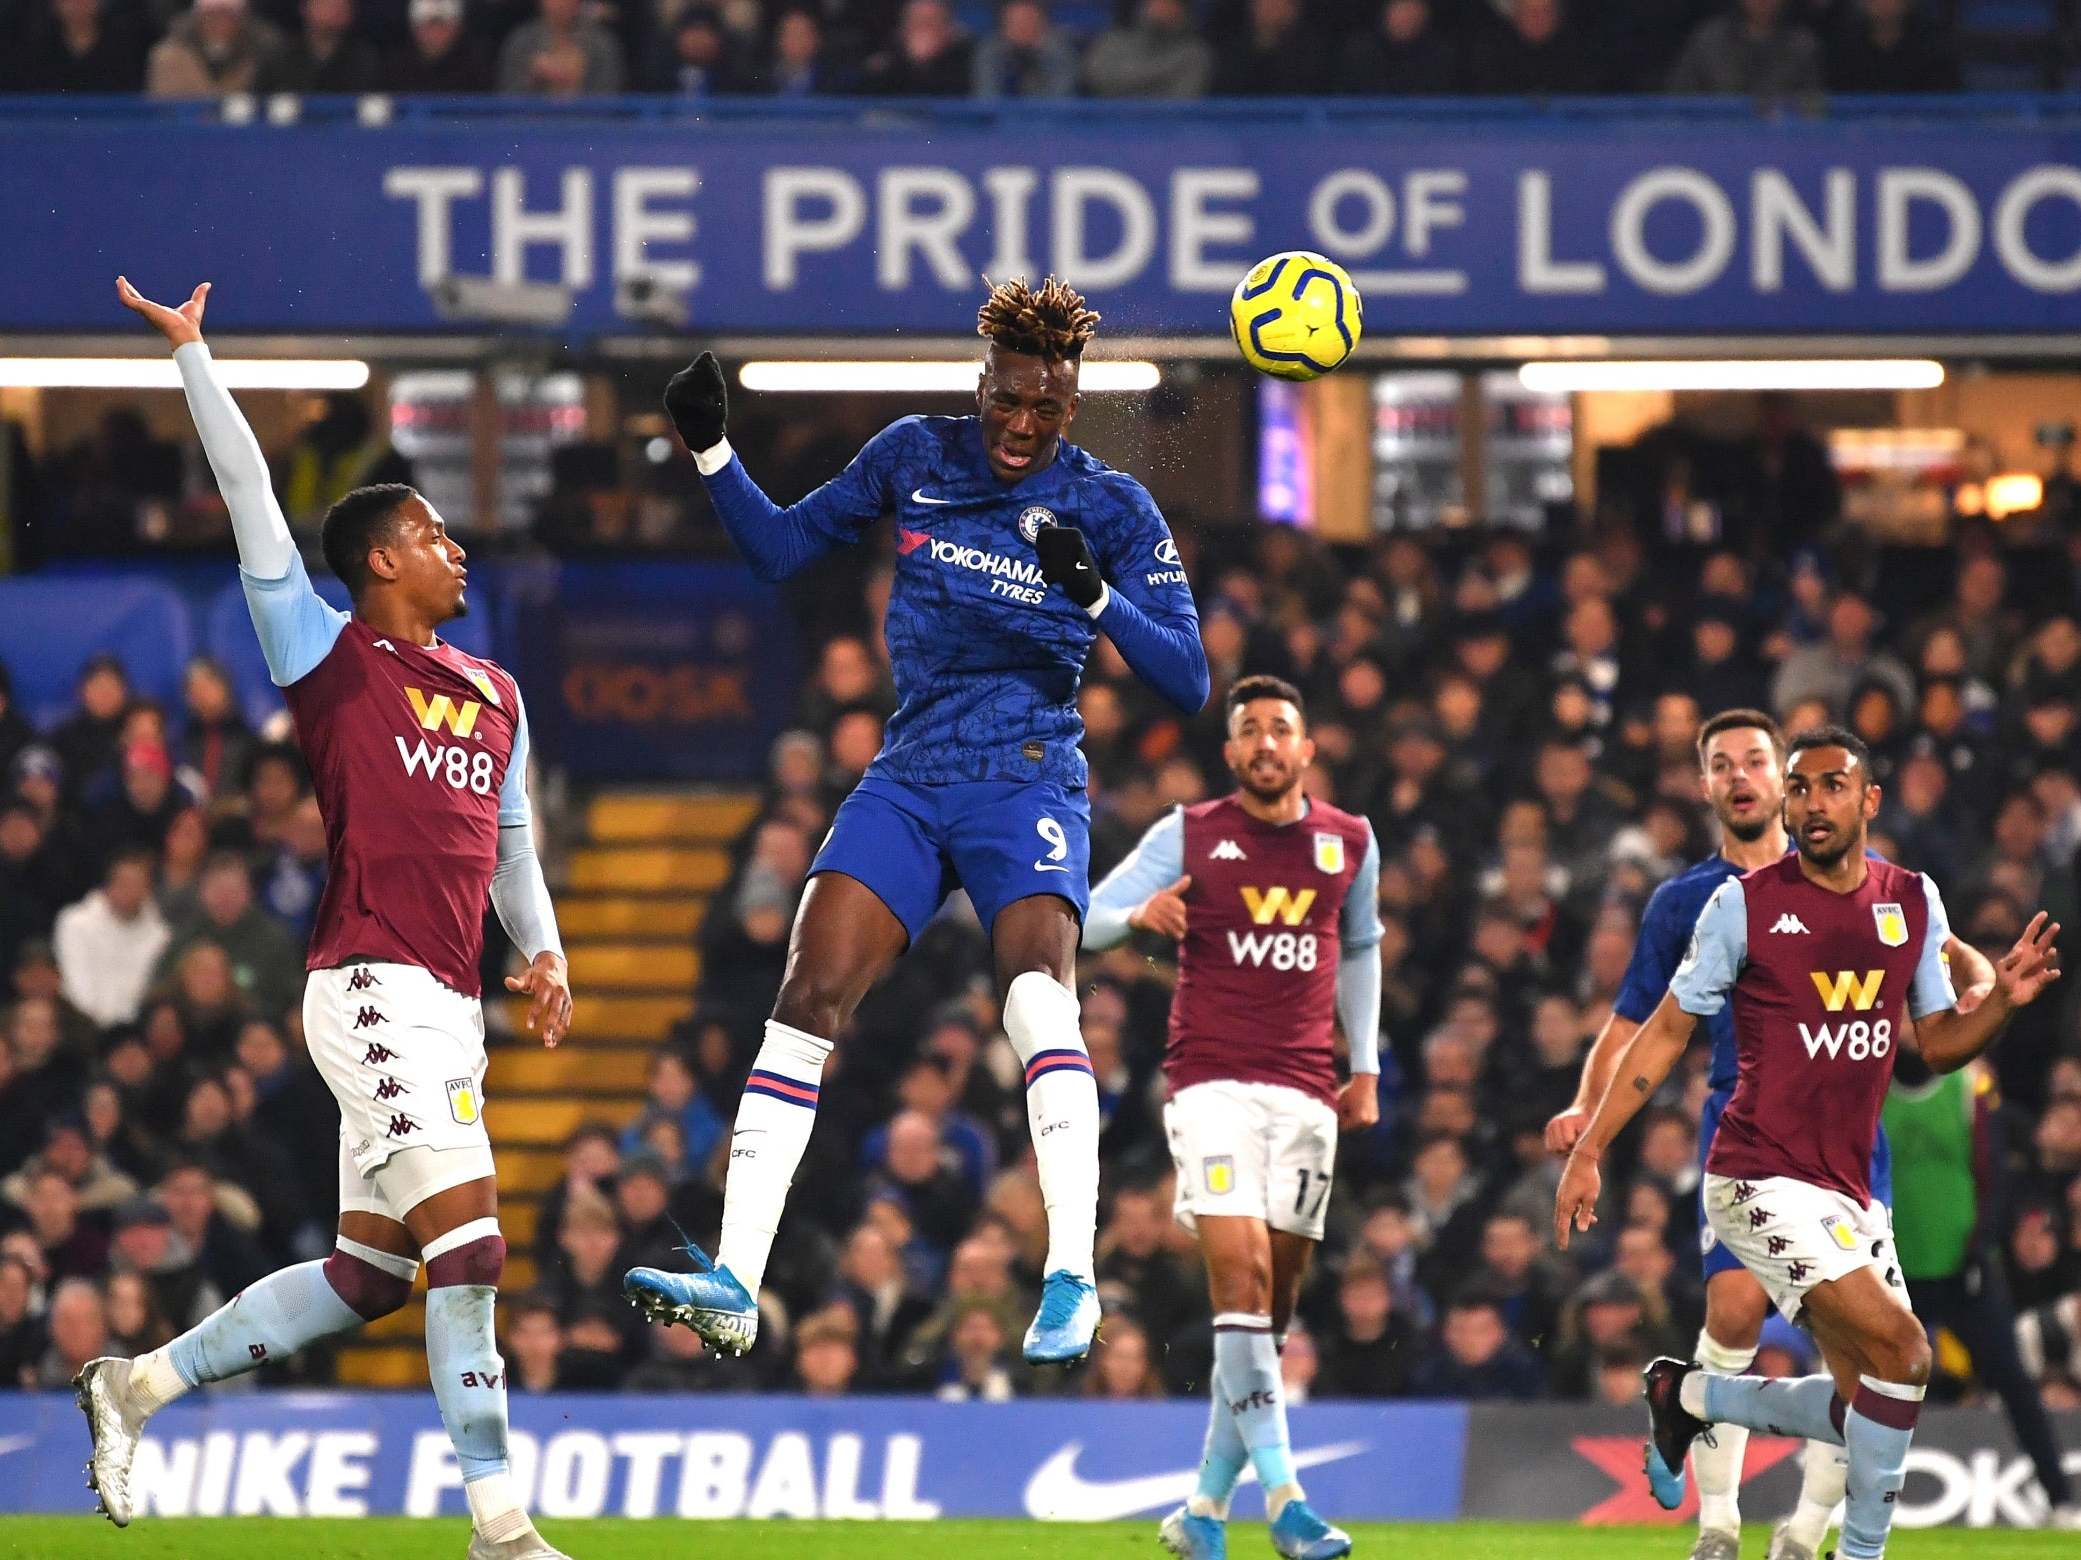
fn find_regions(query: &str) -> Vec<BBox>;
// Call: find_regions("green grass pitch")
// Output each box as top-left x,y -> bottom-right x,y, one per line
0,1520 -> 2067,1559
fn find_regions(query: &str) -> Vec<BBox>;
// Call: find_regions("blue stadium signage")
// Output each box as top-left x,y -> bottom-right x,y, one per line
11,110 -> 2081,337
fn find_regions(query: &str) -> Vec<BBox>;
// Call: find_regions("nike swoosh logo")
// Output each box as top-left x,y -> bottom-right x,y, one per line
912,489 -> 952,505
0,1435 -> 34,1458
1073,562 -> 1089,571
1033,862 -> 1071,874
1023,1439 -> 1369,1521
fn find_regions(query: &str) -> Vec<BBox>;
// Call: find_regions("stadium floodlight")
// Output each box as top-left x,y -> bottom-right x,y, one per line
1518,360 -> 1946,393
0,358 -> 371,391
738,360 -> 1163,394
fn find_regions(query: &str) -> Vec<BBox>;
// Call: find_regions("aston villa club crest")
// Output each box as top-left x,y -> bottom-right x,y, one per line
463,668 -> 501,706
1314,832 -> 1344,874
1203,1156 -> 1234,1196
1873,902 -> 1907,947
1018,506 -> 1056,543
446,1077 -> 480,1125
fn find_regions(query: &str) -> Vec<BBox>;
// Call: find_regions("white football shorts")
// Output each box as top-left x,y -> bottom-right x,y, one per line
1702,1171 -> 1905,1324
1164,1078 -> 1339,1241
306,961 -> 496,1220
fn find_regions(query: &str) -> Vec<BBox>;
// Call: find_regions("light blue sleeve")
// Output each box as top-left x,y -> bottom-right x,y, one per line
1081,808 -> 1185,950
241,550 -> 349,687
1337,947 -> 1382,1074
1670,878 -> 1748,1017
497,691 -> 534,829
1909,873 -> 1959,1019
1340,824 -> 1383,950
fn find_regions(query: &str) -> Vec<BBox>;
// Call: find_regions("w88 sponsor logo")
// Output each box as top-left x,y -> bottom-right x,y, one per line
1227,929 -> 1320,971
395,735 -> 496,795
1798,1015 -> 1893,1061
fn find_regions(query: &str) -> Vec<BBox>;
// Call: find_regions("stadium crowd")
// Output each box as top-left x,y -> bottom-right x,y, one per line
3,406 -> 2079,1412
0,0 -> 2060,101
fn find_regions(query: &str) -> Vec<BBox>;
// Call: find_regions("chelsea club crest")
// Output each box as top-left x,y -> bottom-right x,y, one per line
1018,506 -> 1056,543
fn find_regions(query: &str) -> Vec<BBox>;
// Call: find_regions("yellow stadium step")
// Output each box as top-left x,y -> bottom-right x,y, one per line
336,1343 -> 426,1388
586,793 -> 762,844
557,895 -> 709,941
570,846 -> 731,894
494,1045 -> 656,1095
490,1096 -> 641,1147
566,943 -> 700,992
503,1198 -> 542,1249
506,993 -> 690,1043
495,1146 -> 565,1195
362,1298 -> 425,1342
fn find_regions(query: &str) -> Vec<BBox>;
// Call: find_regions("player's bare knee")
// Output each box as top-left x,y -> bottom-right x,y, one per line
1704,1286 -> 1769,1351
1210,1258 -> 1273,1317
323,1244 -> 418,1321
1877,1317 -> 1933,1386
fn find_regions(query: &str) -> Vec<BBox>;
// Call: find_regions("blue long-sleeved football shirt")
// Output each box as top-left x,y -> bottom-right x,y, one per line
703,415 -> 1208,788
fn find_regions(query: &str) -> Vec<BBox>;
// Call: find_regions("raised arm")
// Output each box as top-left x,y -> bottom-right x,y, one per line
490,694 -> 573,1047
664,351 -> 898,582
118,277 -> 345,685
1915,889 -> 2060,1073
1082,807 -> 1186,950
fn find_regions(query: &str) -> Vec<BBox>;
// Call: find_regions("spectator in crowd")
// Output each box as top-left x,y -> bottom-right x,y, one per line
866,1110 -> 978,1258
497,0 -> 624,94
931,1297 -> 1017,1401
1408,1289 -> 1547,1399
157,1156 -> 268,1300
641,5 -> 753,94
1094,1182 -> 1201,1359
1084,0 -> 1213,97
837,1222 -> 933,1386
761,8 -> 848,94
536,1123 -> 621,1276
2,1115 -> 136,1220
1772,590 -> 1916,716
8,0 -> 148,92
157,853 -> 302,1020
1666,0 -> 1824,96
1825,0 -> 1958,91
256,0 -> 382,90
33,1276 -> 107,1389
503,1293 -> 565,1393
0,1255 -> 39,1386
53,847 -> 168,1030
621,1048 -> 725,1172
864,0 -> 971,93
383,0 -> 494,89
176,657 -> 255,803
1316,1254 -> 1420,1396
1212,0 -> 1326,94
145,0 -> 288,96
1085,1313 -> 1163,1398
1333,0 -> 1460,95
17,1167 -> 106,1283
91,741 -> 191,877
49,656 -> 130,805
792,1305 -> 864,1396
0,667 -> 31,782
970,0 -> 1078,96
1462,0 -> 1602,95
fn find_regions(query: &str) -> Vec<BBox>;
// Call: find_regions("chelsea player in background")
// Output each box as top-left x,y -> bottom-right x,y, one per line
626,279 -> 1209,1366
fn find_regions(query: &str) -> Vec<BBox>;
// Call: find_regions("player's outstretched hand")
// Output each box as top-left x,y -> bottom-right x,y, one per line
1553,1150 -> 1600,1250
664,350 -> 728,455
1035,525 -> 1104,609
1543,1105 -> 1589,1157
117,276 -> 207,347
506,951 -> 574,1047
1337,1074 -> 1380,1132
1994,912 -> 2062,1008
1128,874 -> 1190,939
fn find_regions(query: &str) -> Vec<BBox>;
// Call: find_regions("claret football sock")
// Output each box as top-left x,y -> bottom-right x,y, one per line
1002,972 -> 1099,1282
154,1241 -> 418,1399
1690,1329 -> 1757,1534
717,1019 -> 833,1299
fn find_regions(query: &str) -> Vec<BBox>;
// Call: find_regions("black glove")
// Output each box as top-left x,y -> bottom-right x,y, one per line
1035,525 -> 1104,609
663,350 -> 728,454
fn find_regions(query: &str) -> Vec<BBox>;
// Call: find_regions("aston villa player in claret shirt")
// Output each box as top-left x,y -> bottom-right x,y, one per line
80,279 -> 577,1560
1556,726 -> 2061,1560
1085,675 -> 1382,1560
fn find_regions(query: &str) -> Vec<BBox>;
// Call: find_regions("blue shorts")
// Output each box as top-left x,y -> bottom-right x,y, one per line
1697,1085 -> 1893,1281
810,774 -> 1090,944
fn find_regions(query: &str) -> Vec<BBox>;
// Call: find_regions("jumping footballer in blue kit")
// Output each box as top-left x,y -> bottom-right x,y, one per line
626,279 -> 1209,1367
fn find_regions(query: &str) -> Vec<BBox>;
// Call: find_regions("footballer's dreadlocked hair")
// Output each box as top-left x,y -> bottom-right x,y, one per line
976,277 -> 1100,362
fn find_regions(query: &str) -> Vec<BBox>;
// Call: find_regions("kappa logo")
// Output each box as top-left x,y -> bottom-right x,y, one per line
347,968 -> 380,992
248,1343 -> 267,1361
1787,1260 -> 1812,1284
353,1006 -> 388,1030
1770,913 -> 1812,934
1733,1181 -> 1757,1204
361,1042 -> 397,1066
1210,839 -> 1247,862
1748,1206 -> 1773,1230
373,1077 -> 406,1101
385,1113 -> 420,1139
1766,1235 -> 1791,1257
404,686 -> 482,740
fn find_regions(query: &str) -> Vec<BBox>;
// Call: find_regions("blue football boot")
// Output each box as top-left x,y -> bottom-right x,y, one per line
623,1237 -> 758,1356
1159,1506 -> 1228,1560
1267,1499 -> 1352,1560
1022,1269 -> 1100,1364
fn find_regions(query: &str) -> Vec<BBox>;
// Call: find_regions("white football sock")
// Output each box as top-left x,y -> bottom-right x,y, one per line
1002,971 -> 1099,1282
716,1019 -> 832,1299
1691,1329 -> 1757,1534
1784,1438 -> 1849,1551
